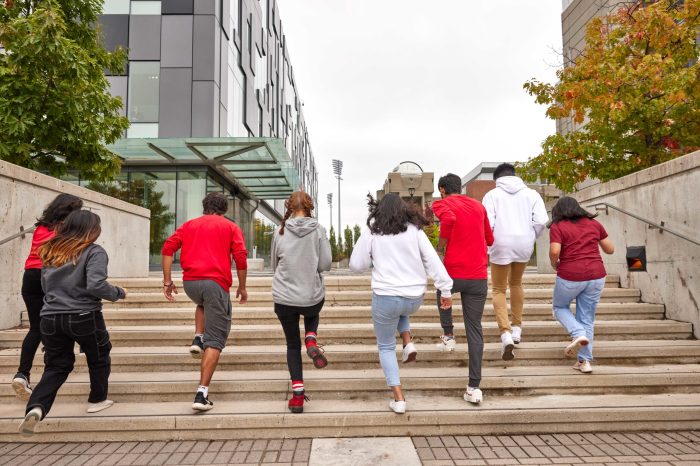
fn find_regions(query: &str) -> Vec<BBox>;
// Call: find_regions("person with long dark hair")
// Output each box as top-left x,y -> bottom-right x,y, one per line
19,210 -> 127,436
12,193 -> 83,400
549,196 -> 615,374
272,191 -> 332,413
350,194 -> 453,414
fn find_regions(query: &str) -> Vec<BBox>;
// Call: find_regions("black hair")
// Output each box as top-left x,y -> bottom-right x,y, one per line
493,163 -> 516,180
548,196 -> 597,227
437,173 -> 462,195
366,193 -> 429,235
202,192 -> 229,215
36,194 -> 83,229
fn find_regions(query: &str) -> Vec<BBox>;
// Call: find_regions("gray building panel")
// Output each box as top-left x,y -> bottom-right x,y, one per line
161,15 -> 193,67
128,15 -> 161,61
219,33 -> 229,110
99,14 -> 129,53
194,0 -> 216,15
159,68 -> 193,137
192,81 -> 217,137
106,76 -> 128,117
162,0 -> 193,14
193,15 -> 217,81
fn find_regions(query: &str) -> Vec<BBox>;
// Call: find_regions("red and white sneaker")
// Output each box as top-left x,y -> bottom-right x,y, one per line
288,391 -> 309,414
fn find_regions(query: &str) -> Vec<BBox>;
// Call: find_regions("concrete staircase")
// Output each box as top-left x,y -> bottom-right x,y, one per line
0,273 -> 699,441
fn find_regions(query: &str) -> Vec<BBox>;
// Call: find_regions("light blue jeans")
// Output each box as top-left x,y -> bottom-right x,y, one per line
371,293 -> 423,387
552,277 -> 606,362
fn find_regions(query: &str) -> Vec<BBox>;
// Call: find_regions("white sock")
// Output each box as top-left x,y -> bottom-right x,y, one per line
197,385 -> 208,397
195,333 -> 203,339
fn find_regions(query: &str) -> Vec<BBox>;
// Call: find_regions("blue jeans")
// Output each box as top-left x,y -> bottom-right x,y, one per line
552,277 -> 606,361
372,293 -> 423,387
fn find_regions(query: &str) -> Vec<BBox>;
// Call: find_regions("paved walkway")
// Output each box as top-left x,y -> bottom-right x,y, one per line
0,432 -> 699,465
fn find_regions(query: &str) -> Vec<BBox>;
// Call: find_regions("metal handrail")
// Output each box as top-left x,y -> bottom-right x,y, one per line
588,202 -> 700,247
0,225 -> 36,246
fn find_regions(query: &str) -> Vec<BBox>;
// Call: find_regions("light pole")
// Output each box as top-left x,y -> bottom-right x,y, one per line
327,193 -> 333,233
332,159 -> 343,249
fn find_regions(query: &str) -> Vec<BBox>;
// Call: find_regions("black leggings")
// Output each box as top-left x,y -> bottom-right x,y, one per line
18,269 -> 43,379
274,299 -> 324,382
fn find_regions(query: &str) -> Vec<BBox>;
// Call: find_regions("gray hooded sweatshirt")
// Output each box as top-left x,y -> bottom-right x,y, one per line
271,217 -> 332,307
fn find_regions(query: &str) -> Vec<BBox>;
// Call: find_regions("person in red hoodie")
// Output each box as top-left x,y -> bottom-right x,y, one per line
431,173 -> 494,404
12,193 -> 83,400
161,192 -> 248,411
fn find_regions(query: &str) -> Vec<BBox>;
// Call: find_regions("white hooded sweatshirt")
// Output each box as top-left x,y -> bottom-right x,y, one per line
481,176 -> 549,265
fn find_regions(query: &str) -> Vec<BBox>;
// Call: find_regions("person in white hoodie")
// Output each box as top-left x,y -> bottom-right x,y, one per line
481,163 -> 548,360
350,193 -> 453,414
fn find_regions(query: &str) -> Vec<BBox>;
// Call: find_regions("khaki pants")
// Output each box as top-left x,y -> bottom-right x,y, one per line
491,262 -> 528,334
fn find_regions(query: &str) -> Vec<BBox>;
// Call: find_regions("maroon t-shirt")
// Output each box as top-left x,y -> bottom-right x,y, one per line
549,218 -> 608,281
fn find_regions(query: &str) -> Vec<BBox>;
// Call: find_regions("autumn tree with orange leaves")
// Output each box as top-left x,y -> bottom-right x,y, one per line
520,0 -> 700,192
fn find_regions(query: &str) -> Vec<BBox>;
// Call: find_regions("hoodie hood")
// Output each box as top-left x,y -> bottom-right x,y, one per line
284,217 -> 319,237
496,176 -> 527,194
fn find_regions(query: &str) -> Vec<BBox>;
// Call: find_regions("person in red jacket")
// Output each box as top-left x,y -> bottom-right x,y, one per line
12,193 -> 83,400
161,192 -> 248,411
431,173 -> 494,404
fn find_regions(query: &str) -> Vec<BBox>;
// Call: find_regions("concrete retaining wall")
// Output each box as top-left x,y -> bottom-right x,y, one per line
0,161 -> 151,330
540,152 -> 699,337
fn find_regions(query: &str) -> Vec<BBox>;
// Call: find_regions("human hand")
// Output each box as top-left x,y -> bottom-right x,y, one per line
163,282 -> 178,302
440,296 -> 452,310
122,287 -> 128,298
236,286 -> 248,305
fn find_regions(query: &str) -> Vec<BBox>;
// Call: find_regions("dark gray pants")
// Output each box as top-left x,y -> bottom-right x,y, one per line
436,279 -> 488,388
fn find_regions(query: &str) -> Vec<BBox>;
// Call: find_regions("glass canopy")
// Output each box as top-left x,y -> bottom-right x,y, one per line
106,137 -> 300,200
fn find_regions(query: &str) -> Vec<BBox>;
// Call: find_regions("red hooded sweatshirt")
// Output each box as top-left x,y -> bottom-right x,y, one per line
432,195 -> 494,280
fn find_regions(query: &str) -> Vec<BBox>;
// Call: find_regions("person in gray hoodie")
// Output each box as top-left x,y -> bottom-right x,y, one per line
271,191 -> 332,413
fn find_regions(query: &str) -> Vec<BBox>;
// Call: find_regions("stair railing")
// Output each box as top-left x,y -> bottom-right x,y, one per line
0,225 -> 36,246
588,202 -> 700,247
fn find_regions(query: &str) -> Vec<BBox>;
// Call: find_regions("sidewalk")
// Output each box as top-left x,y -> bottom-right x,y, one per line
1,431 -> 698,465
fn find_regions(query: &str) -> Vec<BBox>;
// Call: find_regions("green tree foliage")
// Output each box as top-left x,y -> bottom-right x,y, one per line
353,224 -> 361,245
254,218 -> 275,265
87,180 -> 175,257
0,0 -> 129,181
329,226 -> 341,262
521,0 -> 700,192
343,225 -> 354,258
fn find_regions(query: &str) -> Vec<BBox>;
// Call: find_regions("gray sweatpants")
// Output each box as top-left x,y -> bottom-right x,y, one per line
436,279 -> 488,388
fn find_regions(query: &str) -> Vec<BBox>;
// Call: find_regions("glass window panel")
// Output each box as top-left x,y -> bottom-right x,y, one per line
128,62 -> 160,122
253,209 -> 275,267
127,123 -> 159,138
129,171 -> 176,267
227,45 -> 247,137
103,0 -> 130,14
176,171 -> 206,226
131,1 -> 161,14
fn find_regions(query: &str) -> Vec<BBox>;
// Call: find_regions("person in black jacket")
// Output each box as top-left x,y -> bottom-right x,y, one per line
19,210 -> 127,437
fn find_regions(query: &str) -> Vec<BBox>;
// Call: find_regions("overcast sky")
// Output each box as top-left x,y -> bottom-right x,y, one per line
277,0 -> 564,232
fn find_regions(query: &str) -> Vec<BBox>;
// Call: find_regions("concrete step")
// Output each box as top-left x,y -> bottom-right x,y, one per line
110,274 -> 622,292
0,320 -> 690,349
1,365 -> 698,403
32,303 -> 664,326
2,340 -> 699,373
106,288 -> 642,308
1,393 -> 698,441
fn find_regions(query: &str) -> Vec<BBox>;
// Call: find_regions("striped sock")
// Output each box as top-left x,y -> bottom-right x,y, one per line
291,380 -> 304,394
304,333 -> 317,349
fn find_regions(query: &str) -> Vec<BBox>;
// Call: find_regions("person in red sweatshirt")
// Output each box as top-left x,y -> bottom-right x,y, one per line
161,192 -> 248,411
431,173 -> 494,404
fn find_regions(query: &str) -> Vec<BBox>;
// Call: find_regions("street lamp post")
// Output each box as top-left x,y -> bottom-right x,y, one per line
327,193 -> 333,233
332,159 -> 343,249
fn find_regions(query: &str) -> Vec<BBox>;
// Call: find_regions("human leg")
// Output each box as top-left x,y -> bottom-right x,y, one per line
16,269 -> 43,381
574,278 -> 605,362
71,313 -> 112,409
490,263 -> 511,334
398,297 -> 422,364
552,277 -> 590,358
301,300 -> 327,369
183,282 -> 206,358
436,288 -> 457,351
458,279 -> 488,392
371,294 -> 403,395
275,303 -> 304,382
509,262 -> 528,342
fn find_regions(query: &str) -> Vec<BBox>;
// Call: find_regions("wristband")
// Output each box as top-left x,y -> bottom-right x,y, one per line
163,281 -> 174,287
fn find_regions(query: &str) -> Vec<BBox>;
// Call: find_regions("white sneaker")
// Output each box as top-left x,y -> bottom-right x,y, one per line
19,407 -> 42,437
12,374 -> 32,401
436,335 -> 456,352
501,332 -> 515,361
463,386 -> 483,404
87,400 -> 114,413
564,336 -> 590,358
511,326 -> 522,344
573,360 -> 593,373
389,400 -> 406,414
402,342 -> 417,363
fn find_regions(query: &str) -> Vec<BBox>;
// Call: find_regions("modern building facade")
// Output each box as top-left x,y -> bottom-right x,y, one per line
95,0 -> 318,265
377,162 -> 434,208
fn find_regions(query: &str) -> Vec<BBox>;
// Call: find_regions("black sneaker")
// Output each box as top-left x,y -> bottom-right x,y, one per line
192,391 -> 213,411
189,336 -> 204,359
12,373 -> 32,401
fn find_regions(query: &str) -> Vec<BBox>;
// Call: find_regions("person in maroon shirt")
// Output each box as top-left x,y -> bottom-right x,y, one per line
161,192 -> 248,411
12,194 -> 83,400
549,196 -> 615,374
431,173 -> 494,404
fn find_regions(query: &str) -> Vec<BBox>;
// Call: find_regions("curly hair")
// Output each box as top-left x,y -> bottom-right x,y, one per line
36,194 -> 83,230
279,191 -> 314,235
202,192 -> 229,215
366,193 -> 429,235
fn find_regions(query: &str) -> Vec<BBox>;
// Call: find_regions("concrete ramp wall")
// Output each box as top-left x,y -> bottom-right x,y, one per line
0,160 -> 150,330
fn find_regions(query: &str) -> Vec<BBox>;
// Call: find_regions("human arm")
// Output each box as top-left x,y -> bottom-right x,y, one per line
417,230 -> 453,308
432,200 -> 456,244
271,233 -> 279,272
318,226 -> 332,272
549,242 -> 561,270
532,194 -> 549,238
85,248 -> 127,302
597,222 -> 614,254
161,228 -> 183,302
231,225 -> 248,304
481,192 -> 496,233
483,207 -> 494,247
349,228 -> 372,273
235,268 -> 248,304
